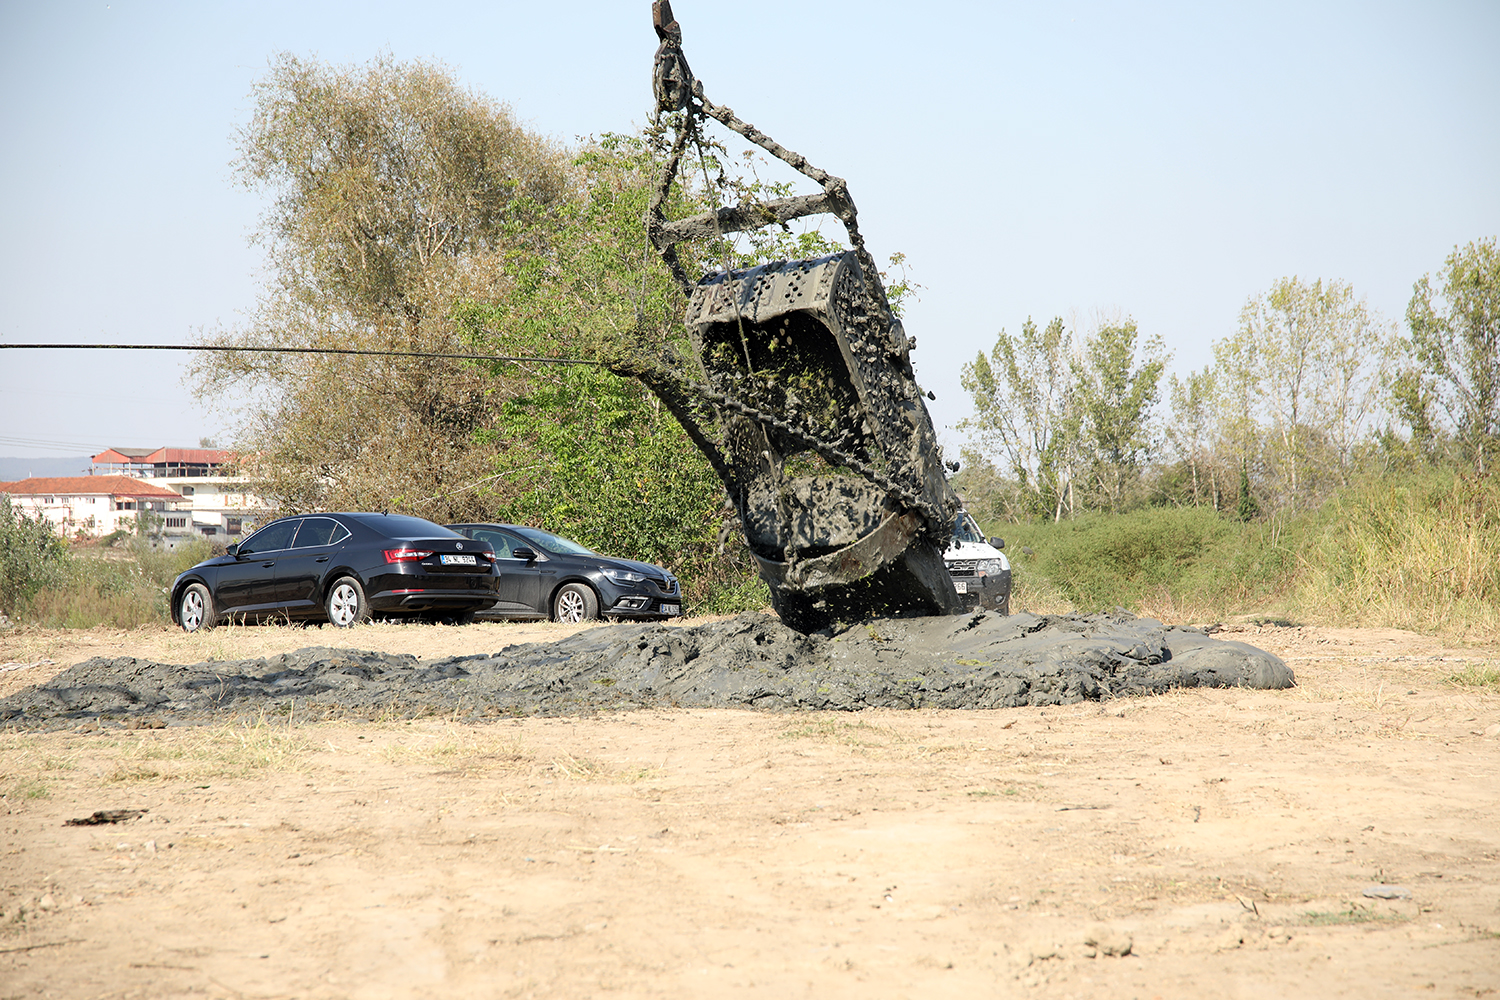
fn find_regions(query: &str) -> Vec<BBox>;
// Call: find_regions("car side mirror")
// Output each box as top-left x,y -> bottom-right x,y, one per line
512,546 -> 537,562
227,543 -> 241,557
988,537 -> 1006,550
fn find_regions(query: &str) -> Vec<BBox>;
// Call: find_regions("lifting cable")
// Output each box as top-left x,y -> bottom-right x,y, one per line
0,343 -> 602,365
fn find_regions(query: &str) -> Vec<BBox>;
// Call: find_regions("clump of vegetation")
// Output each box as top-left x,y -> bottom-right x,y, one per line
106,721 -> 316,782
2,500 -> 217,628
987,465 -> 1500,634
0,497 -> 71,618
1447,664 -> 1500,691
1291,469 -> 1500,632
958,236 -> 1500,635
1299,904 -> 1408,927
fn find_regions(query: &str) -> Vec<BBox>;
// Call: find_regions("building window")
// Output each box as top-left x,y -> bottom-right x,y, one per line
180,486 -> 195,496
226,517 -> 242,534
165,516 -> 188,529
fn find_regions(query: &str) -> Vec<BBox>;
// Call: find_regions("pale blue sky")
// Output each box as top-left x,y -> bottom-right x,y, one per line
2,0 -> 1497,462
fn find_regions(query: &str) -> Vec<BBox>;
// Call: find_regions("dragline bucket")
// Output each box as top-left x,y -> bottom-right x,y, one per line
630,1 -> 963,632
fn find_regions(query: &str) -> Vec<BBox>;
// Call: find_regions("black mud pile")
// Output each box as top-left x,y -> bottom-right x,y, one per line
0,611 -> 1292,729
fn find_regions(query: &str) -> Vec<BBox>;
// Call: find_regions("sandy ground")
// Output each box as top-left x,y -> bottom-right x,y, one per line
2,618 -> 1498,999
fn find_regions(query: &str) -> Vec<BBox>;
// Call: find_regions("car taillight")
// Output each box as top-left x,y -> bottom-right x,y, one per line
384,548 -> 434,563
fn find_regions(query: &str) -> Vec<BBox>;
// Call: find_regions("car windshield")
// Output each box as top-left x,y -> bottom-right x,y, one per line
349,513 -> 460,539
952,514 -> 984,545
512,526 -> 594,556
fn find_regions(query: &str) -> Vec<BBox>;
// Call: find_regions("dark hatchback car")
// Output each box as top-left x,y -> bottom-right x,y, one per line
170,513 -> 499,632
446,523 -> 682,623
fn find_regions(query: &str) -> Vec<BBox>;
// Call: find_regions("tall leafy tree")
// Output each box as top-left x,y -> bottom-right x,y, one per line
451,134 -> 756,598
192,53 -> 574,520
1072,319 -> 1168,512
961,317 -> 1165,518
1236,277 -> 1392,508
1165,366 -> 1219,507
960,317 -> 1081,520
1406,237 -> 1500,472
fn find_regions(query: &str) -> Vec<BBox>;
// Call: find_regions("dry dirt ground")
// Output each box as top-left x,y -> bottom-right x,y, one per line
1,618 -> 1498,999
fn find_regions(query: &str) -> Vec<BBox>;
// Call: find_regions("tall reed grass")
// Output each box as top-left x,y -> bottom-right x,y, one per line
20,537 -> 217,629
1292,470 -> 1500,633
989,467 -> 1500,634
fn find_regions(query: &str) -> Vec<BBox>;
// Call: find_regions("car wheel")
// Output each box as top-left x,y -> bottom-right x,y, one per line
325,577 -> 370,628
552,583 -> 599,623
178,583 -> 215,633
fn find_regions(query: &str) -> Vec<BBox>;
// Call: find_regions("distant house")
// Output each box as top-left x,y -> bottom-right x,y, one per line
0,476 -> 189,537
90,446 -> 272,540
91,446 -> 233,479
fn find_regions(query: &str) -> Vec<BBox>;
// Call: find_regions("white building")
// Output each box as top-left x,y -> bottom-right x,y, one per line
0,475 -> 189,537
140,474 -> 271,539
91,447 -> 273,540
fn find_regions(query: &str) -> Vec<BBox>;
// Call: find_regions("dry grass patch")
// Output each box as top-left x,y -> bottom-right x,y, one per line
778,715 -> 994,762
1299,902 -> 1411,927
779,717 -> 914,750
0,735 -> 80,804
1446,663 -> 1500,692
380,728 -> 534,773
549,751 -> 660,784
102,721 -> 316,783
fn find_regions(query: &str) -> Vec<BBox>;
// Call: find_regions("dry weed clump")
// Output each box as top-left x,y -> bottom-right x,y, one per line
380,727 -> 535,773
0,736 -> 78,804
1446,663 -> 1500,692
102,721 -> 317,783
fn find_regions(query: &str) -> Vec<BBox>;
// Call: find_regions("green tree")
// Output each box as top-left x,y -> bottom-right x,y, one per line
1072,319 -> 1168,512
192,52 -> 574,520
959,317 -> 1082,520
450,134 -> 759,603
961,317 -> 1166,518
1164,366 -> 1219,507
1235,277 -> 1393,508
1406,237 -> 1500,472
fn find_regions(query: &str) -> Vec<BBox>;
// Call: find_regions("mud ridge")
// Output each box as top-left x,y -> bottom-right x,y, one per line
0,610 -> 1292,728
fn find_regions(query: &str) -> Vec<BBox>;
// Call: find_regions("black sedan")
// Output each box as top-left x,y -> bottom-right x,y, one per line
170,513 -> 499,632
446,523 -> 682,623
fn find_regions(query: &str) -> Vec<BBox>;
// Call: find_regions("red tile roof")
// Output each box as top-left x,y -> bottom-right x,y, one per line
0,476 -> 185,498
92,447 -> 232,465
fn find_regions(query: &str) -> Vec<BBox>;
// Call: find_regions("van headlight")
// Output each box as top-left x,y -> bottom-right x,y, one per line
976,559 -> 1006,575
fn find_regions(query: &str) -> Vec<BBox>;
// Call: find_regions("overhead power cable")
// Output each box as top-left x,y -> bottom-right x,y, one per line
0,343 -> 602,365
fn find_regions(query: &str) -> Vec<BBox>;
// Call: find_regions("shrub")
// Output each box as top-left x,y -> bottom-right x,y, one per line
991,504 -> 1310,619
989,465 -> 1500,633
0,497 -> 71,616
1292,468 -> 1500,632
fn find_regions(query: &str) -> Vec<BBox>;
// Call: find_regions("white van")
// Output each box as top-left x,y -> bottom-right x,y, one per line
946,511 -> 1011,614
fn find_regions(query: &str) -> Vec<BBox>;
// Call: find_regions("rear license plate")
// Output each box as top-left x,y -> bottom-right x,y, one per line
440,554 -> 477,565
661,603 -> 681,615
953,580 -> 968,594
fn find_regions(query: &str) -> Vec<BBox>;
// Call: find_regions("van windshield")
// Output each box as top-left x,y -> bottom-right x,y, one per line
952,514 -> 984,545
